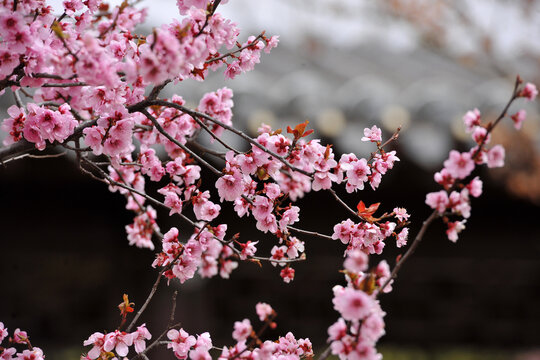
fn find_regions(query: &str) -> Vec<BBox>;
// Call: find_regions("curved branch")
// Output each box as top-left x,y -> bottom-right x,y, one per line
144,100 -> 313,177
0,119 -> 96,164
138,109 -> 222,177
379,210 -> 439,294
287,226 -> 334,241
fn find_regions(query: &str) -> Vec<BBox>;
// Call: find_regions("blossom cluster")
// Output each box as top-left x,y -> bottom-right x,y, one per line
326,251 -> 390,360
425,81 -> 538,242
0,323 -> 45,360
0,0 -> 277,150
151,224 -> 239,283
1,0 -> 538,359
218,303 -> 313,360
83,324 -> 151,359
331,205 -> 410,256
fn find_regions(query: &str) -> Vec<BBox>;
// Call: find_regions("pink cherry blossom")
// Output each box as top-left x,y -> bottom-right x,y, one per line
176,0 -> 210,15
0,347 -> 16,360
164,192 -> 183,216
219,258 -> 238,279
189,348 -> 212,360
472,126 -> 490,145
279,206 -> 300,231
265,35 -> 279,53
327,318 -> 347,341
345,158 -> 371,192
83,332 -> 106,360
511,110 -> 526,130
443,150 -> 475,179
198,201 -> 221,222
434,168 -> 454,188
103,330 -> 134,357
446,220 -> 466,242
167,328 -> 196,359
361,125 -> 382,142
132,324 -> 152,354
13,329 -> 27,344
393,207 -> 409,222
15,348 -> 45,360
215,169 -> 244,202
232,319 -> 252,342
467,177 -> 483,198
194,332 -> 212,351
520,82 -> 538,101
286,237 -> 305,259
463,108 -> 481,132
343,249 -> 368,273
486,145 -> 505,168
448,190 -> 471,219
125,206 -> 159,250
374,260 -> 392,293
332,286 -> 374,321
264,182 -> 281,200
280,266 -> 295,283
396,228 -> 409,248
0,322 -> 6,343
239,241 -> 258,260
256,214 -> 278,234
425,190 -> 449,214
252,195 -> 273,221
255,302 -> 274,321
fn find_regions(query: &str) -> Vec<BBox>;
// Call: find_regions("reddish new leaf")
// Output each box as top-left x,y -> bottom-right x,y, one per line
357,201 -> 381,217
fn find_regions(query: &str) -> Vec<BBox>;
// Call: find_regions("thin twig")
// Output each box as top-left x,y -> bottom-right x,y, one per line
328,188 -> 363,220
186,140 -> 227,159
287,226 -> 334,241
145,100 -> 313,177
125,269 -> 165,332
41,82 -> 87,87
139,109 -> 222,177
206,34 -> 265,63
12,89 -> 23,108
168,291 -> 178,328
317,345 -> 332,360
189,114 -> 241,154
378,210 -> 439,294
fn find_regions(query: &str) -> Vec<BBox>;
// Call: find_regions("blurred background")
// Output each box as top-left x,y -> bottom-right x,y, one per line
1,0 -> 540,359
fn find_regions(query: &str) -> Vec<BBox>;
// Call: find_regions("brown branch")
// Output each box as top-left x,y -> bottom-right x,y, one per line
0,63 -> 24,92
378,210 -> 439,294
168,291 -> 178,328
32,72 -> 77,80
186,140 -> 227,159
328,188 -> 363,221
189,113 -> 241,154
41,82 -> 87,87
287,226 -> 333,240
125,267 -> 165,332
206,34 -> 265,64
139,109 -> 222,177
12,89 -> 23,108
144,100 -> 313,177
